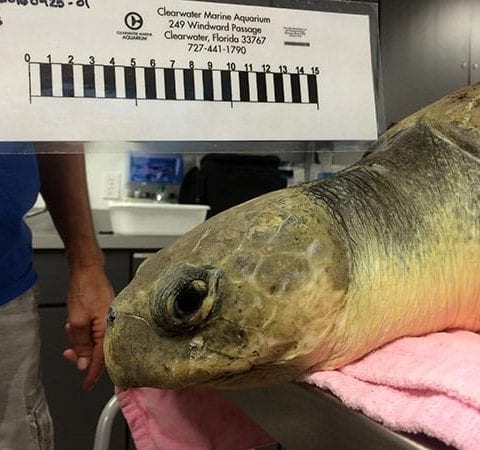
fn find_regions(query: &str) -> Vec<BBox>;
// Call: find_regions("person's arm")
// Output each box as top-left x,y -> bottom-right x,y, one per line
35,142 -> 114,391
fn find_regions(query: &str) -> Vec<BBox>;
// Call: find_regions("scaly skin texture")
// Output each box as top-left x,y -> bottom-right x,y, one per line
105,84 -> 480,389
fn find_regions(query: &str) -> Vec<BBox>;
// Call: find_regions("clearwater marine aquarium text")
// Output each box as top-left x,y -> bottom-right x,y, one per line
158,5 -> 271,54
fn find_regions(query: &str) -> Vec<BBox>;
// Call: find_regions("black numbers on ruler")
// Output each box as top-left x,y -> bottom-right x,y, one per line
24,54 -> 320,74
24,54 -> 320,107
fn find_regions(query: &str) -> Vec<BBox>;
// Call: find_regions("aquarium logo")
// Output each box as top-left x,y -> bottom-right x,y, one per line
125,12 -> 143,31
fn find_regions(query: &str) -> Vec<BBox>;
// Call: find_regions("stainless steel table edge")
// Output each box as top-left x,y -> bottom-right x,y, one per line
223,382 -> 455,450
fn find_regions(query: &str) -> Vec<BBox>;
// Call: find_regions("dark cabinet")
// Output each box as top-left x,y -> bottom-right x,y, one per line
34,250 -> 131,450
472,0 -> 480,85
380,0 -> 478,125
39,307 -> 127,450
34,250 -> 131,306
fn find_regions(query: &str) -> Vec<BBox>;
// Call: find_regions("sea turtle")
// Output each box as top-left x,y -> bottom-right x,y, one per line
104,84 -> 480,389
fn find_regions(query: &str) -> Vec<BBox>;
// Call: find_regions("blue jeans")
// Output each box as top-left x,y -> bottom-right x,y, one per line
0,288 -> 54,450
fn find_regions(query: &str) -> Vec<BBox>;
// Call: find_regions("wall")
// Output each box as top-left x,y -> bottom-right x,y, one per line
83,142 -> 365,218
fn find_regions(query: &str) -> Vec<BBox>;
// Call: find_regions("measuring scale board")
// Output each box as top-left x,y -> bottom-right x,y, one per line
0,0 -> 378,141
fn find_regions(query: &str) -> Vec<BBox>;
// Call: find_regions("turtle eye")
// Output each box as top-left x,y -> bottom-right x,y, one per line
172,280 -> 209,320
151,265 -> 223,335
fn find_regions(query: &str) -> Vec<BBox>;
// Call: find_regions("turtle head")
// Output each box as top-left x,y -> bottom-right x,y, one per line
104,188 -> 348,389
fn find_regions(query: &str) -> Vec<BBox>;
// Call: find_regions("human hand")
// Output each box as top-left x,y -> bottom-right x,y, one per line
63,265 -> 114,391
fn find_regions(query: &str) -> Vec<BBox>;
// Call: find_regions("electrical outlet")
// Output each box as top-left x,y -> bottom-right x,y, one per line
103,172 -> 121,200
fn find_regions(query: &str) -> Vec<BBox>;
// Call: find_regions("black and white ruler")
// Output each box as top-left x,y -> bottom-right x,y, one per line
0,0 -> 377,141
28,59 -> 319,106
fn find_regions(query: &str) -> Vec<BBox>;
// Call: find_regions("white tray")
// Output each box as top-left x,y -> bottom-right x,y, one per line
108,201 -> 210,236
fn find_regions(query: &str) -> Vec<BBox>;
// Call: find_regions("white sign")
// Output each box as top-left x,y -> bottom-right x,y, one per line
0,0 -> 378,141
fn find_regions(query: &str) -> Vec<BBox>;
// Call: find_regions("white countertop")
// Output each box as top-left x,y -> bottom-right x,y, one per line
28,209 -> 180,250
31,231 -> 178,250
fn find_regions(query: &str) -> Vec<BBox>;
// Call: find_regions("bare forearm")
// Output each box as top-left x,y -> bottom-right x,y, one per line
35,143 -> 103,269
35,143 -> 113,391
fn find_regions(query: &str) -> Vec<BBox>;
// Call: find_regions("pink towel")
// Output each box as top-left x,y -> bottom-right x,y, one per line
304,330 -> 480,450
117,330 -> 480,450
116,386 -> 274,450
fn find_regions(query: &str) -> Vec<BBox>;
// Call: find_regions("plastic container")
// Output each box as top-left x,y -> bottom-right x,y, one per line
108,201 -> 210,236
